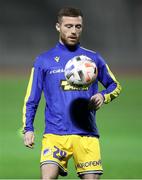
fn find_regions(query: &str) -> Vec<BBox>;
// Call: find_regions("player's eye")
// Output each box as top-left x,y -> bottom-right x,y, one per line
75,25 -> 82,29
65,24 -> 73,28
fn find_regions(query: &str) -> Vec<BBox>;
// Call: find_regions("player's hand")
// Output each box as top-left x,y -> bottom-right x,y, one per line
89,93 -> 104,110
24,131 -> 35,149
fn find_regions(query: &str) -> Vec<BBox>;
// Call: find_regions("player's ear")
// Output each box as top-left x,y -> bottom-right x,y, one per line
56,23 -> 60,32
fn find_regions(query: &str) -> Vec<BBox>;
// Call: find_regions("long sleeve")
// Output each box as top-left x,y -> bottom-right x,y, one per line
22,58 -> 44,133
97,53 -> 122,103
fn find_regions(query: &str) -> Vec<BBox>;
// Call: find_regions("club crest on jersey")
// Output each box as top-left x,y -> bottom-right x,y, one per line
54,56 -> 60,62
43,148 -> 52,156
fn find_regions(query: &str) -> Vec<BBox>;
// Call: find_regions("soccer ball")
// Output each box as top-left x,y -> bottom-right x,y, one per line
64,55 -> 98,87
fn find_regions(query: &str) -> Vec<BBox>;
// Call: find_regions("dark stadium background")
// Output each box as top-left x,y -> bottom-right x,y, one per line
0,0 -> 142,179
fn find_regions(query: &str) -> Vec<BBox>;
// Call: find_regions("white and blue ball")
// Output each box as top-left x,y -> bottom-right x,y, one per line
64,55 -> 98,87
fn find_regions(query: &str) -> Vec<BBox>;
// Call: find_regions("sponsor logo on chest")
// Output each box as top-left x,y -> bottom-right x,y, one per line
49,68 -> 64,74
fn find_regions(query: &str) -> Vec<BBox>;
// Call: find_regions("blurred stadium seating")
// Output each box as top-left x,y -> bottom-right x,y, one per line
0,0 -> 142,73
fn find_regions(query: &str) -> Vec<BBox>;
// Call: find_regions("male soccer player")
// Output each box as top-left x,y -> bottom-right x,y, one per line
23,7 -> 122,179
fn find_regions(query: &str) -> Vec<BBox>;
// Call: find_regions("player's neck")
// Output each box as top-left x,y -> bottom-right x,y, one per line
59,40 -> 80,51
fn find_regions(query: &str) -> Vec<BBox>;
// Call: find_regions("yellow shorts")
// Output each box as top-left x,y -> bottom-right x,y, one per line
40,134 -> 103,176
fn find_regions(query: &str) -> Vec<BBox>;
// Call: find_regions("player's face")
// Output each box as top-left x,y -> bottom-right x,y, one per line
56,16 -> 83,46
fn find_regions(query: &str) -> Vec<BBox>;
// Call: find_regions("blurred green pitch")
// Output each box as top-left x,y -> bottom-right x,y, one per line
0,75 -> 142,179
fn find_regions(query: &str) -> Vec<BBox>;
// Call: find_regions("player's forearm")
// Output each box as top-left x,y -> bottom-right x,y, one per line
22,66 -> 43,133
22,102 -> 38,133
100,80 -> 121,103
98,62 -> 122,104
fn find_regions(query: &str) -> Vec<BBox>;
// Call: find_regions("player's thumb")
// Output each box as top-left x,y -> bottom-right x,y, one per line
31,134 -> 35,144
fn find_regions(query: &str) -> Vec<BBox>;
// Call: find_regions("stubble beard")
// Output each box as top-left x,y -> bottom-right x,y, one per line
60,36 -> 80,47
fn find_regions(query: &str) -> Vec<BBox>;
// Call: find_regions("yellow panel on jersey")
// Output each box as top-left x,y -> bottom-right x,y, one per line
22,68 -> 34,132
104,64 -> 122,104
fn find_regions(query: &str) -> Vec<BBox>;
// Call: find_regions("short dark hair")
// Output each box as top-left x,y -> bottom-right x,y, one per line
57,7 -> 83,23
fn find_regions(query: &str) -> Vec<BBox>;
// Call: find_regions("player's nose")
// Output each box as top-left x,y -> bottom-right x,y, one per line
71,26 -> 76,34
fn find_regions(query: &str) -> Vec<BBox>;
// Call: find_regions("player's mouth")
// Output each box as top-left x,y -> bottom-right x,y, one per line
68,36 -> 78,41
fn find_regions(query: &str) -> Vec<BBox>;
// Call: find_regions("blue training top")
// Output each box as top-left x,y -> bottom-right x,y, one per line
23,42 -> 121,137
